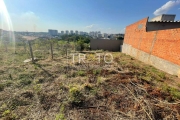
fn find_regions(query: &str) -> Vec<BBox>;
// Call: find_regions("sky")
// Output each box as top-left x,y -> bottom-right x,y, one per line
0,0 -> 180,34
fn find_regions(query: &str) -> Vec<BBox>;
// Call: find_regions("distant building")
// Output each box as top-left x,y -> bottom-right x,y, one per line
61,31 -> 64,35
75,30 -> 78,35
83,32 -> 88,35
89,31 -> 95,36
85,32 -> 89,35
70,30 -> 73,35
79,31 -> 83,35
109,34 -> 115,40
65,30 -> 69,35
102,33 -> 108,38
97,33 -> 102,38
94,31 -> 97,37
48,29 -> 58,36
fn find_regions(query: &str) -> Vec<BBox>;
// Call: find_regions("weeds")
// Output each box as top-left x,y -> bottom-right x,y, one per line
90,87 -> 99,95
33,84 -> 42,94
9,98 -> 30,110
162,84 -> 180,99
19,79 -> 31,86
83,83 -> 93,91
55,104 -> 65,120
0,49 -> 180,119
178,84 -> 180,88
69,86 -> 85,107
2,109 -> 17,120
35,77 -> 45,84
93,69 -> 101,75
77,70 -> 85,76
0,84 -> 4,91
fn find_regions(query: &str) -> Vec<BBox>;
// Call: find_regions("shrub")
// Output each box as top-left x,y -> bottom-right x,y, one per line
77,71 -> 85,77
93,69 -> 101,75
162,84 -> 180,99
55,105 -> 65,120
69,87 -> 84,107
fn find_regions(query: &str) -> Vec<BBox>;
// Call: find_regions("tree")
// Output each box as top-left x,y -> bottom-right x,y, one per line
84,38 -> 90,43
117,36 -> 124,40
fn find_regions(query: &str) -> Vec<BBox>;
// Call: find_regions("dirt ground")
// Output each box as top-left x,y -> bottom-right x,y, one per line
0,51 -> 180,120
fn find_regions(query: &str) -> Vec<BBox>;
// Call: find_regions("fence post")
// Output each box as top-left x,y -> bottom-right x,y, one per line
50,42 -> 53,59
28,40 -> 34,63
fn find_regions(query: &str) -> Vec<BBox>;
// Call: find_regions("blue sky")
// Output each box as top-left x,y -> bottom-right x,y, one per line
1,0 -> 180,33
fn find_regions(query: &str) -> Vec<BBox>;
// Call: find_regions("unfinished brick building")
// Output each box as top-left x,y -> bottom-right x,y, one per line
122,14 -> 180,77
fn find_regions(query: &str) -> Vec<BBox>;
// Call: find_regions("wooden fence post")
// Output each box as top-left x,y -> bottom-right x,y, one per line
28,40 -> 34,63
50,42 -> 53,59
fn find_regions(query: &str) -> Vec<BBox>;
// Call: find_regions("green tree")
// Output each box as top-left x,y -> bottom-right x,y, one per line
117,36 -> 124,40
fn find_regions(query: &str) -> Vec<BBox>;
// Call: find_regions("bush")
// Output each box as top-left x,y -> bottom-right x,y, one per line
93,69 -> 101,75
162,84 -> 180,99
69,87 -> 85,107
77,71 -> 85,77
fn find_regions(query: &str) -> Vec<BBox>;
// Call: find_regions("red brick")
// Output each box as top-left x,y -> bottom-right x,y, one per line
124,17 -> 180,65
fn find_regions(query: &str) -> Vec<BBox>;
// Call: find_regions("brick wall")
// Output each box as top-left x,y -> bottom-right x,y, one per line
124,17 -> 180,66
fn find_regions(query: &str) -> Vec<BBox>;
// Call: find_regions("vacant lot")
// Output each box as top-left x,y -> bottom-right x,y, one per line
0,44 -> 180,119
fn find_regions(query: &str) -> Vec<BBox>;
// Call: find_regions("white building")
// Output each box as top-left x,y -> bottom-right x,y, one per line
83,32 -> 88,35
103,33 -> 108,38
75,30 -> 78,35
70,30 -> 73,35
48,29 -> 58,36
65,30 -> 69,35
61,31 -> 64,35
97,33 -> 102,38
79,31 -> 83,35
85,32 -> 89,35
89,31 -> 94,36
110,34 -> 116,39
95,31 -> 99,37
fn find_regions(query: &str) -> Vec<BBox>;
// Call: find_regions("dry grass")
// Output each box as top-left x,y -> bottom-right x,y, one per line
0,46 -> 180,119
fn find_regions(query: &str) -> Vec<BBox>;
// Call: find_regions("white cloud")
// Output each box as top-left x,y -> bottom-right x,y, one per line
178,8 -> 180,9
85,24 -> 95,28
153,0 -> 180,16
